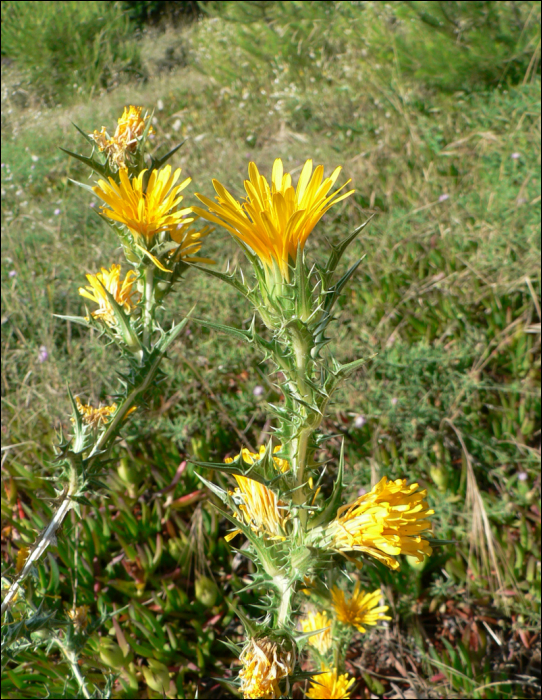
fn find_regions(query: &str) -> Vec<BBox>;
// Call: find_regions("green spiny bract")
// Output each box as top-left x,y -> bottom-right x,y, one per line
61,111 -> 182,186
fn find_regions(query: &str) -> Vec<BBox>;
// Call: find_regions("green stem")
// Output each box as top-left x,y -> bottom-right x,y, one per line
143,265 -> 154,350
276,575 -> 293,628
56,638 -> 92,699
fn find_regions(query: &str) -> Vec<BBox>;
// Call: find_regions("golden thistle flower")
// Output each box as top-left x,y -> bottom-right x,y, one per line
74,397 -> 117,429
116,105 -> 152,145
224,475 -> 289,543
225,444 -> 289,473
93,165 -> 192,242
306,668 -> 355,699
193,158 -> 354,280
324,476 -> 434,570
300,610 -> 332,654
90,105 -> 153,170
169,221 -> 215,265
68,605 -> 90,631
331,584 -> 391,633
79,264 -> 138,327
239,637 -> 294,699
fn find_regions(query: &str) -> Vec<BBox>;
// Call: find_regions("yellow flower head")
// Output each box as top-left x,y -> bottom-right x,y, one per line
116,105 -> 152,147
331,584 -> 391,633
169,221 -> 215,265
225,475 -> 289,542
93,165 -> 193,242
194,158 -> 354,280
325,476 -> 434,570
225,444 -> 289,473
68,605 -> 90,631
74,397 -> 117,429
239,637 -> 294,699
90,105 -> 153,170
300,610 -> 332,654
78,264 -> 138,326
306,668 -> 355,699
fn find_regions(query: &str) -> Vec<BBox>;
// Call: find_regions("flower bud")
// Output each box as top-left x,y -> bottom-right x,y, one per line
99,638 -> 127,669
195,575 -> 219,607
142,659 -> 171,694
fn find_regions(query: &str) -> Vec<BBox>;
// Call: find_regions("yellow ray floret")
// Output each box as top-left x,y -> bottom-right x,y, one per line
239,637 -> 294,699
74,397 -> 117,429
193,158 -> 354,279
325,476 -> 434,569
93,165 -> 193,241
300,610 -> 332,654
331,584 -> 391,633
115,105 -> 152,146
225,444 -> 289,473
224,475 -> 289,543
306,668 -> 355,699
78,264 -> 138,326
90,105 -> 153,170
169,221 -> 215,265
67,605 -> 90,631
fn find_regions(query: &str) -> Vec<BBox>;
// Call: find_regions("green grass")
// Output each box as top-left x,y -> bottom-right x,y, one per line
1,2 -> 540,698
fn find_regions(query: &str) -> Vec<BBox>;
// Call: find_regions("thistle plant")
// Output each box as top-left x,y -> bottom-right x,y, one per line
1,106 -> 213,694
192,159 -> 438,698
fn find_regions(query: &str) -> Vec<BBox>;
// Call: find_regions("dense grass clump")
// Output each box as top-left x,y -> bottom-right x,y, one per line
1,2 -> 540,698
1,1 -> 142,105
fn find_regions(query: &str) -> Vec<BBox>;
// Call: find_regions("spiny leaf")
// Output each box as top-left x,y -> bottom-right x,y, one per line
151,140 -> 185,169
308,440 -> 345,529
324,216 -> 374,277
193,318 -> 252,343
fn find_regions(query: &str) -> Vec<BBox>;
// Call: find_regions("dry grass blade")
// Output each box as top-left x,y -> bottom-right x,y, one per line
444,419 -> 509,599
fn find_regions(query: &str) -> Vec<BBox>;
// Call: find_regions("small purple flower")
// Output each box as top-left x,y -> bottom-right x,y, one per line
518,471 -> 528,482
89,201 -> 96,208
354,414 -> 366,428
54,208 -> 61,216
38,345 -> 48,363
253,385 -> 265,398
357,487 -> 367,497
511,152 -> 520,160
438,194 -> 450,202
9,270 -> 17,278
391,397 -> 398,406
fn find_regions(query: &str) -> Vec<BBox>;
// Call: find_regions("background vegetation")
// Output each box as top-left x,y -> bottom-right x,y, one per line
2,1 -> 540,697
